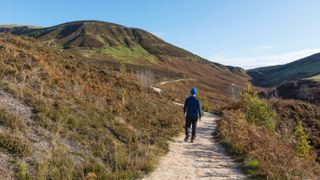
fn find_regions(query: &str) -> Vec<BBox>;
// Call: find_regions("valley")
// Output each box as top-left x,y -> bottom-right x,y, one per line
0,19 -> 320,179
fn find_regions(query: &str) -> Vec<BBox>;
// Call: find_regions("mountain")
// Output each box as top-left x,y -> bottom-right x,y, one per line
247,53 -> 320,87
1,20 -> 249,103
1,20 -> 206,63
0,20 -> 245,71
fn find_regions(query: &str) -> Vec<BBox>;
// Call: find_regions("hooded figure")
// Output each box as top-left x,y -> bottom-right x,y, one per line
183,87 -> 202,142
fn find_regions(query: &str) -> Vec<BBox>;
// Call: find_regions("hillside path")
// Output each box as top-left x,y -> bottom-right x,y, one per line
158,78 -> 195,85
144,111 -> 245,180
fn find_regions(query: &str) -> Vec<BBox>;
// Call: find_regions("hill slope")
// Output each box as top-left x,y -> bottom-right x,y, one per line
1,21 -> 203,64
0,33 -> 185,179
1,20 -> 249,106
247,53 -> 320,87
268,75 -> 320,104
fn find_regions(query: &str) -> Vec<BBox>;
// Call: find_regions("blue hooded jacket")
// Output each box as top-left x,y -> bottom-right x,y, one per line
183,95 -> 202,118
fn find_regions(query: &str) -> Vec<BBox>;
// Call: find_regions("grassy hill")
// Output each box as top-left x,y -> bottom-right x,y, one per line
247,53 -> 320,87
0,33 -> 185,179
2,20 -> 202,64
1,20 -> 249,106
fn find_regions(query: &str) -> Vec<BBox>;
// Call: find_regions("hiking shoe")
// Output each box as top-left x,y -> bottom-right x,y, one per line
184,136 -> 189,142
190,139 -> 194,143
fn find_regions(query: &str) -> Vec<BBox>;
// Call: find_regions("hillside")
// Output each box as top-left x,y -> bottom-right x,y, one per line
0,25 -> 42,34
268,77 -> 320,104
217,91 -> 320,179
247,53 -> 320,87
0,33 -> 186,179
1,20 -> 249,106
1,21 -> 205,63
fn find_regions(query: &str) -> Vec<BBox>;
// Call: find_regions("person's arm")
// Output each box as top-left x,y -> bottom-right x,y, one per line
183,98 -> 188,115
197,100 -> 202,120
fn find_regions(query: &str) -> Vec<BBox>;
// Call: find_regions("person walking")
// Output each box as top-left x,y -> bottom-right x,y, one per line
183,87 -> 202,143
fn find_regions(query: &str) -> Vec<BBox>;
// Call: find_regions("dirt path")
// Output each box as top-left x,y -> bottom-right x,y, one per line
158,78 -> 195,85
144,112 -> 245,180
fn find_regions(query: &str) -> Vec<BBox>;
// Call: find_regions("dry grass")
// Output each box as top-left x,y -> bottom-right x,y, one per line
0,33 -> 183,179
158,79 -> 234,112
269,99 -> 320,163
217,109 -> 320,179
216,97 -> 320,179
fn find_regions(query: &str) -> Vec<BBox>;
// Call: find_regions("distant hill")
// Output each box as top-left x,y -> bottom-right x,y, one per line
0,25 -> 42,34
1,20 -> 249,99
266,75 -> 320,104
247,53 -> 320,87
1,21 -> 204,63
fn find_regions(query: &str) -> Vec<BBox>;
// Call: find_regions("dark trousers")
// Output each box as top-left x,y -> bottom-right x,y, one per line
185,116 -> 198,139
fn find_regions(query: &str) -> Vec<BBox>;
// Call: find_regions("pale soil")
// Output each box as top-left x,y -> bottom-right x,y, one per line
144,112 -> 245,180
158,78 -> 195,85
0,89 -> 50,180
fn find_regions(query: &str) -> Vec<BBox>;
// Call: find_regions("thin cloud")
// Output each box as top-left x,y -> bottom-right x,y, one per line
245,45 -> 275,52
210,48 -> 320,70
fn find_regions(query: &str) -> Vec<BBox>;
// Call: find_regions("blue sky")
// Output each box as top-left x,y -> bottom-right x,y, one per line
1,0 -> 320,69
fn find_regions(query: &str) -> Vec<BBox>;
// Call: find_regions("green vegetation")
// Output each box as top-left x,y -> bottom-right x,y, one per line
243,158 -> 261,177
79,45 -> 158,64
269,99 -> 320,162
292,121 -> 311,158
101,45 -> 158,63
240,84 -> 276,131
219,137 -> 264,179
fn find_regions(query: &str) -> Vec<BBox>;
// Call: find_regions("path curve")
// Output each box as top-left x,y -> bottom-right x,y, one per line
144,112 -> 245,180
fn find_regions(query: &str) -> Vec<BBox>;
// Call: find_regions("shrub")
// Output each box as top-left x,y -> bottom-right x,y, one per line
217,110 -> 320,179
292,121 -> 311,158
245,94 -> 276,131
239,84 -> 276,131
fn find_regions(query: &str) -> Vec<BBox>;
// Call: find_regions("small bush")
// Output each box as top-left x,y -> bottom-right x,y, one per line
292,121 -> 311,157
0,134 -> 30,156
238,84 -> 276,131
245,94 -> 276,131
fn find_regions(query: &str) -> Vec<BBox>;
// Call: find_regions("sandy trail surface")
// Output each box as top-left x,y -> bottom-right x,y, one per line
144,112 -> 245,180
